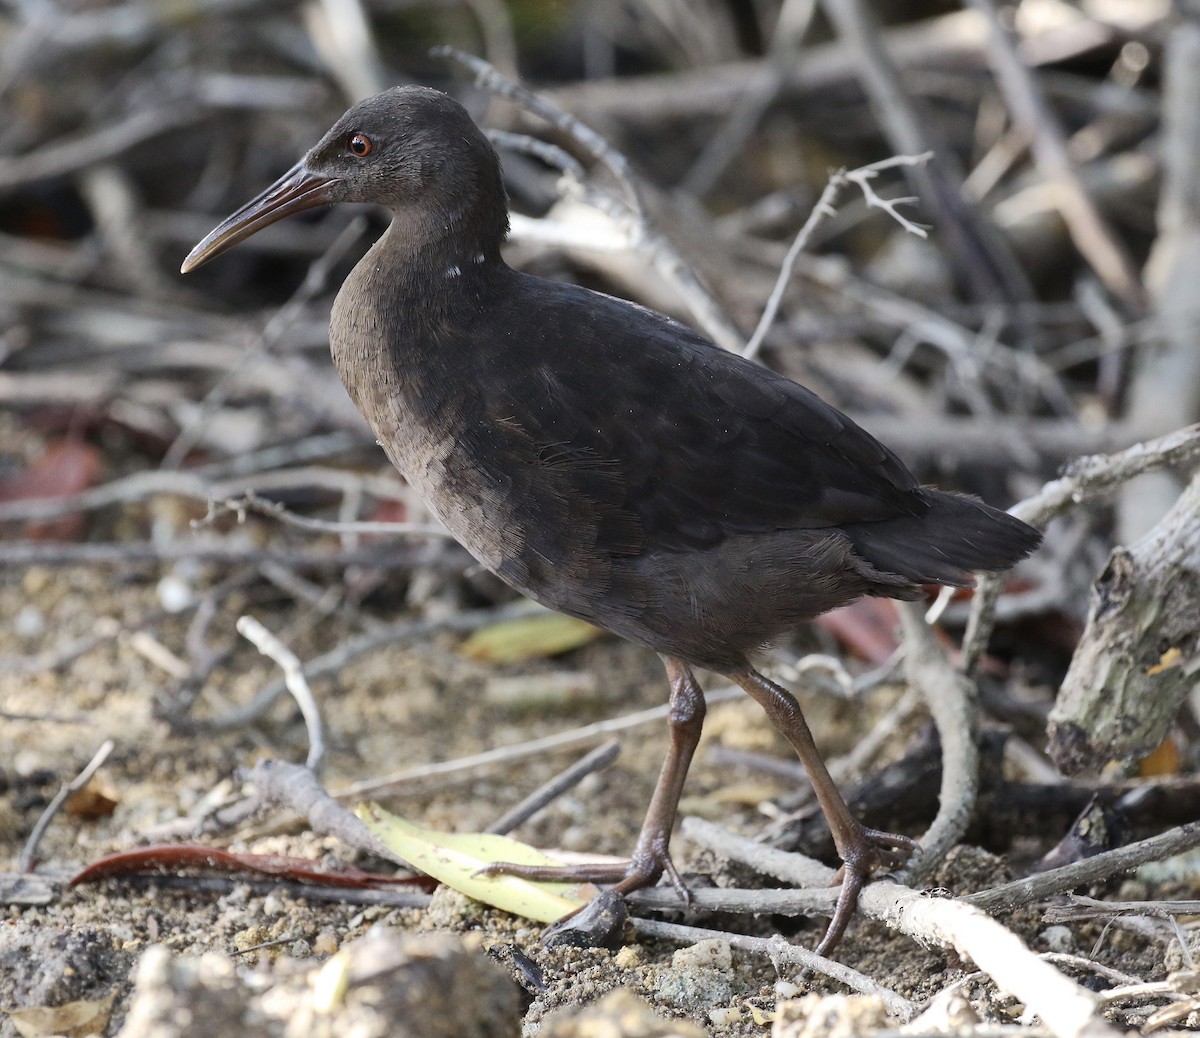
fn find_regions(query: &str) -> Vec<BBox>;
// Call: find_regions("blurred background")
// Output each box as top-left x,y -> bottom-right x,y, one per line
2,0 -> 1189,778
3,0 -> 1199,1030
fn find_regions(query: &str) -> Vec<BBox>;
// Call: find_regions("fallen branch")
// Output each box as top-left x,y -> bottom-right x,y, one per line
678,819 -> 1121,1038
963,423 -> 1200,673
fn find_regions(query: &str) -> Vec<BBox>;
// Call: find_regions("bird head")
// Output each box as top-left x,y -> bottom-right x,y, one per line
181,85 -> 506,273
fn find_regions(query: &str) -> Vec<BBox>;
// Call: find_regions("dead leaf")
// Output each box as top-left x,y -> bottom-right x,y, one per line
358,803 -> 594,922
460,611 -> 603,663
8,992 -> 115,1038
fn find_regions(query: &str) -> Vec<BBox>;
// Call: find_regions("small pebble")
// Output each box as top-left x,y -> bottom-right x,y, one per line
709,1005 -> 743,1027
671,938 -> 732,972
1040,925 -> 1074,953
156,574 -> 194,613
14,605 -> 44,638
614,945 -> 643,968
232,926 -> 269,952
313,932 -> 339,956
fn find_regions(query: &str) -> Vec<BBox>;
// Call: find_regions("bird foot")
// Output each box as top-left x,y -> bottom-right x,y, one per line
839,825 -> 920,875
815,823 -> 920,957
479,849 -> 687,949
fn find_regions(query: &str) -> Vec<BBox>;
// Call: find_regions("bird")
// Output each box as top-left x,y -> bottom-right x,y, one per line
182,85 -> 1040,954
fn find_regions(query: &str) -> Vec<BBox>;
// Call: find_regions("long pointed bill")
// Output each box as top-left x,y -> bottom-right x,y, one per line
180,160 -> 339,273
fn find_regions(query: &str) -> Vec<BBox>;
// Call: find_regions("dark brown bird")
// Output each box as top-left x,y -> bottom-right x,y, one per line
183,86 -> 1039,953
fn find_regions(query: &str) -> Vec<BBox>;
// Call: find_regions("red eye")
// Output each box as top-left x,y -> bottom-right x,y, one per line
348,133 -> 372,157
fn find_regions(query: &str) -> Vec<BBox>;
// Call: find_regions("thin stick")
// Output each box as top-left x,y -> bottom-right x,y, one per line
0,539 -> 450,571
19,740 -> 114,872
965,821 -> 1200,915
236,616 -> 325,774
962,0 -> 1147,311
433,45 -> 644,218
485,739 -> 621,835
199,491 -> 451,539
208,601 -> 540,730
336,687 -> 744,802
434,46 -> 745,353
0,465 -> 410,524
121,872 -> 432,909
630,917 -> 917,1021
744,152 -> 932,360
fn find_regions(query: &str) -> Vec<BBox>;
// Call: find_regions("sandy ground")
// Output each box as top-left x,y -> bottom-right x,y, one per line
0,507 -> 1188,1035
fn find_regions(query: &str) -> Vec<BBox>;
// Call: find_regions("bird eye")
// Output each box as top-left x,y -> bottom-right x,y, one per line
348,133 -> 373,157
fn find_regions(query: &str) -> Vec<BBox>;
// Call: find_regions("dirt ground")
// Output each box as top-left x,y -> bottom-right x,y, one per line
3,1 -> 1199,1034
1,535 -> 1192,1036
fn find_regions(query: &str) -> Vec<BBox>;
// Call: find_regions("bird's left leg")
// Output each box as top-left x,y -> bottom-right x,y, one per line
479,655 -> 705,899
728,666 -> 919,956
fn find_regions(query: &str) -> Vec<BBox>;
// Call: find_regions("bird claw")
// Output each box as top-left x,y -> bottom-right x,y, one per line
835,823 -> 919,877
816,823 -> 919,956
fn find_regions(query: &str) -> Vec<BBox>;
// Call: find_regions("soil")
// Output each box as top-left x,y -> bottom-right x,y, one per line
0,546 -> 1190,1036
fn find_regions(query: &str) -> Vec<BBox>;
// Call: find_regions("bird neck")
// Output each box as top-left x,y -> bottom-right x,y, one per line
371,214 -> 506,313
329,213 -> 509,403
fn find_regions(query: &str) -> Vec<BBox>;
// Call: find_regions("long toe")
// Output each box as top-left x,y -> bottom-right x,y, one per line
816,824 -> 920,956
860,827 -> 921,871
814,867 -> 867,957
476,859 -> 634,884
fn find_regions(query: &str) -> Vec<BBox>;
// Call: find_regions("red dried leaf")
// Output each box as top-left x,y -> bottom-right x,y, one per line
0,438 -> 103,540
815,598 -> 900,665
69,844 -> 437,890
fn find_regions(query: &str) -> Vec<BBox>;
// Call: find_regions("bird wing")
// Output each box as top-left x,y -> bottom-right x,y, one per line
468,276 -> 926,556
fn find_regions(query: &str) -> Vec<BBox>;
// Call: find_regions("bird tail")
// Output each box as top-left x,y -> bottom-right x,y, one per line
843,490 -> 1041,589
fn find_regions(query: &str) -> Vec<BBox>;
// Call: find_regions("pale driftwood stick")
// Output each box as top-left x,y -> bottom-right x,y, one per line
78,163 -> 180,301
0,465 -> 408,523
0,105 -> 200,190
458,0 -> 519,83
1044,894 -> 1200,923
436,46 -> 746,353
847,415 -> 1140,466
861,884 -> 1121,1038
336,687 -> 745,802
1121,17 -> 1200,540
160,214 -> 372,470
236,616 -> 326,774
543,10 -> 1130,125
962,424 -> 1200,674
304,0 -> 386,103
630,918 -> 917,1020
246,759 -> 393,859
484,740 -> 620,836
198,491 -> 450,539
743,153 -> 932,361
209,600 -> 540,731
0,539 -> 447,571
434,45 -> 645,217
1049,471 -> 1200,773
680,0 -> 820,195
19,741 -> 115,872
679,819 -> 1121,1038
894,602 -> 978,883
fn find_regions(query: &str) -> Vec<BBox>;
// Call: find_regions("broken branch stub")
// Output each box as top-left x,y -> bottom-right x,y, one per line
1049,471 -> 1200,774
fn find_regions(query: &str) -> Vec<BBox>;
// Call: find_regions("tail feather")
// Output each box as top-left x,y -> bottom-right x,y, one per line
843,490 -> 1040,589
